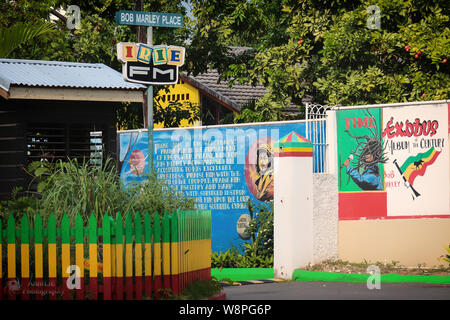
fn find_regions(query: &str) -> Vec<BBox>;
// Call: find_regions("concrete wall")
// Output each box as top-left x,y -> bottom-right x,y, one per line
338,218 -> 450,267
312,173 -> 338,263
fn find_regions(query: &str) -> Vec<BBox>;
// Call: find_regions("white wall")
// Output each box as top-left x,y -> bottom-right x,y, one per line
313,173 -> 339,263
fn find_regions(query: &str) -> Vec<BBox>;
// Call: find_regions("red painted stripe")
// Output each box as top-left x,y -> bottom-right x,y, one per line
48,278 -> 57,300
135,276 -> 142,300
171,274 -> 180,296
89,278 -> 98,300
153,275 -> 162,299
76,281 -> 84,300
144,276 -> 152,299
103,277 -> 112,300
21,278 -> 30,300
115,277 -> 123,300
126,277 -> 133,300
339,192 -> 387,220
35,278 -> 43,300
274,151 -> 313,157
0,279 -> 2,299
61,277 -> 70,300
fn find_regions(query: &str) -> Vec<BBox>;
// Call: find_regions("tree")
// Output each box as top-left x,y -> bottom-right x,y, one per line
187,0 -> 449,119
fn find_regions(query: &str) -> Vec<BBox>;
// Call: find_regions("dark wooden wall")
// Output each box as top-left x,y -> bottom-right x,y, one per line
0,98 -> 119,200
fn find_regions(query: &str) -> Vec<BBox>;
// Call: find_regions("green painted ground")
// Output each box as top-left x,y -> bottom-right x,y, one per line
211,268 -> 450,284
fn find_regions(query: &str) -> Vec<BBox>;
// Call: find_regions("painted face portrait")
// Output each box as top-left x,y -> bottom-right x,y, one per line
245,138 -> 275,202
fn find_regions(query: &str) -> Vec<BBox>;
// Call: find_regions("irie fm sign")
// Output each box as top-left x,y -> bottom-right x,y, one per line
117,42 -> 185,85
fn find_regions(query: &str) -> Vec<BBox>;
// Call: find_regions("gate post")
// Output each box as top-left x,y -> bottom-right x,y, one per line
273,131 -> 314,279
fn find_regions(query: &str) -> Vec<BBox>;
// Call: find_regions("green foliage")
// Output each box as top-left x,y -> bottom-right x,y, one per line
211,248 -> 241,268
2,158 -> 195,225
188,0 -> 450,111
154,97 -> 201,128
0,22 -> 55,58
174,278 -> 223,300
441,245 -> 450,265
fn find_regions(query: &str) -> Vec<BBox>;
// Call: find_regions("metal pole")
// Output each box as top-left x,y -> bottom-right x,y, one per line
147,26 -> 154,174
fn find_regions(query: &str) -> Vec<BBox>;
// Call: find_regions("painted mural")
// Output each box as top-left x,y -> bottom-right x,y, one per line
118,121 -> 326,252
337,102 -> 449,219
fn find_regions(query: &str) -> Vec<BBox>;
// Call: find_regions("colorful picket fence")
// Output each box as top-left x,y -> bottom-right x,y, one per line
0,210 -> 211,300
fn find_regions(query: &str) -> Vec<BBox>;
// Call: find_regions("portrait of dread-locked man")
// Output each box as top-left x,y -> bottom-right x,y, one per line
342,119 -> 388,191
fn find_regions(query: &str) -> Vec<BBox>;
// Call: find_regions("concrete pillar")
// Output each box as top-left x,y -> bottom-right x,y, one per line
273,131 -> 314,279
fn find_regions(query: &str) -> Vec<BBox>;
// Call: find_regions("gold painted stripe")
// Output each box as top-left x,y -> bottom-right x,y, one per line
125,243 -> 133,277
35,244 -> 43,279
89,243 -> 97,277
75,243 -> 84,278
275,146 -> 313,153
144,243 -> 152,276
135,243 -> 142,277
62,244 -> 70,278
153,243 -> 161,276
162,242 -> 171,275
115,244 -> 123,277
171,242 -> 179,274
7,244 -> 16,278
21,244 -> 29,278
103,244 -> 112,278
48,243 -> 57,278
177,239 -> 211,273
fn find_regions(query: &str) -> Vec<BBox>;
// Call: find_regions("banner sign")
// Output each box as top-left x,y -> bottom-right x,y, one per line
118,121 -> 327,252
117,42 -> 185,85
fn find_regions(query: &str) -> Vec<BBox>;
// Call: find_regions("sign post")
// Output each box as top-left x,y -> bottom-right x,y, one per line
115,11 -> 183,174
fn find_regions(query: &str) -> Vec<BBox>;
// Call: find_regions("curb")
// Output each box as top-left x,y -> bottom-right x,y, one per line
292,269 -> 450,284
219,279 -> 285,287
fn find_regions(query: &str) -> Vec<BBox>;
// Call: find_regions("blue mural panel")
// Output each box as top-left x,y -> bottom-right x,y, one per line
118,121 -> 324,252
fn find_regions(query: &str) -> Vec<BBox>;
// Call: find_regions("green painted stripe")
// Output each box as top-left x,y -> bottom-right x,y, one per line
162,212 -> 170,243
115,212 -> 123,245
144,212 -> 152,243
400,147 -> 434,171
102,214 -> 111,245
34,214 -> 43,244
135,212 -> 142,244
61,214 -> 70,244
48,214 -> 56,244
273,141 -> 313,148
171,211 -> 178,242
153,214 -> 161,243
88,214 -> 97,244
20,215 -> 29,245
7,215 -> 15,244
125,212 -> 133,244
75,214 -> 83,245
292,270 -> 450,284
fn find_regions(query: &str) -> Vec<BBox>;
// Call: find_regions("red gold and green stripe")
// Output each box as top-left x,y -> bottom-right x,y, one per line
7,215 -> 16,300
61,214 -> 71,300
75,213 -> 84,300
115,213 -> 124,300
48,214 -> 57,300
88,214 -> 98,300
144,212 -> 152,298
102,214 -> 113,300
153,213 -> 162,299
400,147 -> 441,185
134,212 -> 143,300
273,131 -> 313,157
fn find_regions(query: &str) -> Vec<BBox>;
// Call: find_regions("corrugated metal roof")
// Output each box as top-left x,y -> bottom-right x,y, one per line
0,59 -> 146,92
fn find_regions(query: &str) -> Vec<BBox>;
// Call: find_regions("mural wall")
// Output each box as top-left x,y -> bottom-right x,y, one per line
337,102 -> 449,220
119,121 -> 326,252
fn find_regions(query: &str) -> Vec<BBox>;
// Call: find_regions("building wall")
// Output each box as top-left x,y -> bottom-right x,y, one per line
154,79 -> 201,128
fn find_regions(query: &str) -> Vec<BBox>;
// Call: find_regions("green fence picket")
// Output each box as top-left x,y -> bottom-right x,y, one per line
143,212 -> 152,298
88,214 -> 98,299
115,212 -> 124,300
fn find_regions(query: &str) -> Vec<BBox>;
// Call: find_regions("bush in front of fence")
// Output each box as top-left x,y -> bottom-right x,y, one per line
0,157 -> 195,224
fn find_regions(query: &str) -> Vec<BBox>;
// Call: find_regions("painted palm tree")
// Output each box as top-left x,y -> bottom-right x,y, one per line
0,22 -> 55,58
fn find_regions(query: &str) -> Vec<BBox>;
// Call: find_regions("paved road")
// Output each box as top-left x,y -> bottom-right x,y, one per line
223,281 -> 450,300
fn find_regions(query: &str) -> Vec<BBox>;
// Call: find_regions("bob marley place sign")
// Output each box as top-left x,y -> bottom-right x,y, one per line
117,42 -> 185,85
